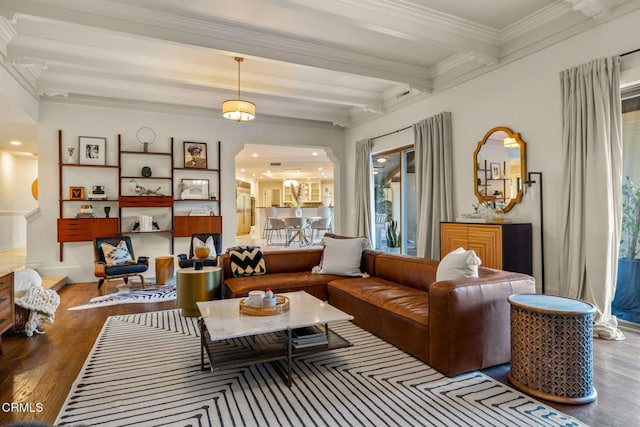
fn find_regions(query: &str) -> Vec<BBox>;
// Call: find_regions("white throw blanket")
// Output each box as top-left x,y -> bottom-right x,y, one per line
15,286 -> 61,337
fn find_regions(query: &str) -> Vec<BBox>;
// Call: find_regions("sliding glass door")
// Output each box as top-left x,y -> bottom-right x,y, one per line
372,147 -> 416,255
613,89 -> 640,325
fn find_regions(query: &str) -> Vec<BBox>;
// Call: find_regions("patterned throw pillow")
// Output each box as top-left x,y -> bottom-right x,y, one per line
101,240 -> 134,266
227,246 -> 266,277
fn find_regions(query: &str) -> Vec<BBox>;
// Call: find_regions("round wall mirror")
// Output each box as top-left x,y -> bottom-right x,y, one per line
473,126 -> 527,213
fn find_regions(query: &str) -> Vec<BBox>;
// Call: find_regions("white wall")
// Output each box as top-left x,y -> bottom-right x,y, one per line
345,9 -> 640,296
32,102 -> 344,282
0,151 -> 38,251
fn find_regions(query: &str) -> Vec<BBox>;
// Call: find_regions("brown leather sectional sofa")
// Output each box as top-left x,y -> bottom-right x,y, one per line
221,247 -> 535,376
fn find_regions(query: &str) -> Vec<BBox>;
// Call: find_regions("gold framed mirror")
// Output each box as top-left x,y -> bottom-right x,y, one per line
473,126 -> 527,213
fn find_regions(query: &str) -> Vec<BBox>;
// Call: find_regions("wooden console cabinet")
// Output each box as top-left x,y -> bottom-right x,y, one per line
0,272 -> 15,354
57,218 -> 119,243
440,222 -> 532,275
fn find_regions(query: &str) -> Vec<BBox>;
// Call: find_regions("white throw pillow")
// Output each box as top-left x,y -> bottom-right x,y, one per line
192,235 -> 216,259
436,247 -> 482,281
101,240 -> 134,266
313,236 -> 368,276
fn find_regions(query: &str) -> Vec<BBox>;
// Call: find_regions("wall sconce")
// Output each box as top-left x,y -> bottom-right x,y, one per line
525,171 -> 545,293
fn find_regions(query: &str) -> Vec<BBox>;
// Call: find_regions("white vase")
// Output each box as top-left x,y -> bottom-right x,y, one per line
295,206 -> 303,217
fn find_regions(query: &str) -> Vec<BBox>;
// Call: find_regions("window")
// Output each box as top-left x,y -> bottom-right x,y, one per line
612,89 -> 640,325
372,147 -> 416,255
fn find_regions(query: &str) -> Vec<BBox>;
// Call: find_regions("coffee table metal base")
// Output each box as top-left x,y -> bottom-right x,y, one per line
198,319 -> 351,387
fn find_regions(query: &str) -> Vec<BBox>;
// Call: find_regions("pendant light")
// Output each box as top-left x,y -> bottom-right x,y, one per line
222,57 -> 256,122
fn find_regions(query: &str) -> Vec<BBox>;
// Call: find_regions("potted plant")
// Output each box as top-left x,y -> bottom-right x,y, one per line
613,176 -> 640,316
386,219 -> 401,253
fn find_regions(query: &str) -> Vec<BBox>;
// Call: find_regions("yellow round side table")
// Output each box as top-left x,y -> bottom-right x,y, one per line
177,267 -> 222,317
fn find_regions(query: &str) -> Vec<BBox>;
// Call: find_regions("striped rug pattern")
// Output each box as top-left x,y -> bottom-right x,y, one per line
56,309 -> 586,426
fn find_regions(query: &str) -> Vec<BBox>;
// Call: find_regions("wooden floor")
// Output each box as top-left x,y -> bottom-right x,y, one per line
1,283 -> 639,426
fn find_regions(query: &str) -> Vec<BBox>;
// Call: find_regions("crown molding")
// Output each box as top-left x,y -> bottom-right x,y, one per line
0,15 -> 17,58
566,0 -> 611,19
500,2 -> 574,43
6,0 -> 432,90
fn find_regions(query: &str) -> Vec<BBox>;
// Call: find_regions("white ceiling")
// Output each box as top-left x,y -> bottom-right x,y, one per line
0,0 -> 629,168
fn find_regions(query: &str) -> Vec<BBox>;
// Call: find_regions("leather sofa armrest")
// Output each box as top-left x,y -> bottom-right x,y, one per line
428,271 -> 535,376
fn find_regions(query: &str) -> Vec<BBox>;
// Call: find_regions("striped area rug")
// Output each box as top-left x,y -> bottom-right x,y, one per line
56,310 -> 586,426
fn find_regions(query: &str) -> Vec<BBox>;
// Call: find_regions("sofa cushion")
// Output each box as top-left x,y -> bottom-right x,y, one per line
313,236 -> 368,276
436,247 -> 481,281
328,277 -> 428,325
224,271 -> 345,301
374,254 -> 439,292
227,246 -> 266,277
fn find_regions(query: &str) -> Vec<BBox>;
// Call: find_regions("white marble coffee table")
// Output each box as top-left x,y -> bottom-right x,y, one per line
196,291 -> 353,386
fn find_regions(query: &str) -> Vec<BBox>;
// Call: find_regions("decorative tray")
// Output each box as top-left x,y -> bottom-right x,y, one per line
239,295 -> 290,316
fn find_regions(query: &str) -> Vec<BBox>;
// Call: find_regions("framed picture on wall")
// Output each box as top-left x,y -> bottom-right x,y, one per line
490,162 -> 501,179
79,136 -> 107,165
69,186 -> 85,200
183,141 -> 208,169
180,179 -> 210,200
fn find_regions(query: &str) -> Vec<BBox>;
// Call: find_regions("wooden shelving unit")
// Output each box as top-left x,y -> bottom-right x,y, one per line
57,131 -> 223,260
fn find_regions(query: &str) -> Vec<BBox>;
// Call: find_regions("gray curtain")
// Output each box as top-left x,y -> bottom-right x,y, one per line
354,139 -> 373,241
559,56 -> 624,340
414,112 -> 454,258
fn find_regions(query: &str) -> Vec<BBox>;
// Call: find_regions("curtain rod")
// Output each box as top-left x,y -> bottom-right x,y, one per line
621,48 -> 640,57
370,125 -> 412,141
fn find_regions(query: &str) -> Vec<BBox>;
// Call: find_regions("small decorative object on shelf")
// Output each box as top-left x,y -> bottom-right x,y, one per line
239,294 -> 290,316
88,185 -> 107,200
130,179 -> 163,196
66,147 -> 75,163
104,206 -> 111,218
75,204 -> 96,218
136,126 -> 156,153
141,166 -> 152,177
69,186 -> 85,200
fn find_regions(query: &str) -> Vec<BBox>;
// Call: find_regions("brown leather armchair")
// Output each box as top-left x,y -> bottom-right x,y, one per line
93,236 -> 149,290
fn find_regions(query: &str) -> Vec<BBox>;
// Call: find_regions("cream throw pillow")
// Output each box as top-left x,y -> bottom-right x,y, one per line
192,236 -> 216,259
313,236 -> 368,276
436,247 -> 482,281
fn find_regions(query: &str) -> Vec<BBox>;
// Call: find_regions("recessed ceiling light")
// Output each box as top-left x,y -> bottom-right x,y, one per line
373,170 -> 379,175
10,140 -> 21,146
318,167 -> 323,171
312,152 -> 318,156
241,168 -> 245,172
251,153 -> 258,157
376,157 -> 387,163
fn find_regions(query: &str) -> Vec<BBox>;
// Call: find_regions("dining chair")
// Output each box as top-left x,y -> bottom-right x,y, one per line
266,217 -> 287,245
308,206 -> 332,244
262,206 -> 278,239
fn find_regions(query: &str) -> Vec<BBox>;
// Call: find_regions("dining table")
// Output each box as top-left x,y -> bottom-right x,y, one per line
284,217 -> 320,246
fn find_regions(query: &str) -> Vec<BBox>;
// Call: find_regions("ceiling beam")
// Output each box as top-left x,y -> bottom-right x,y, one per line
1,0 -> 432,91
